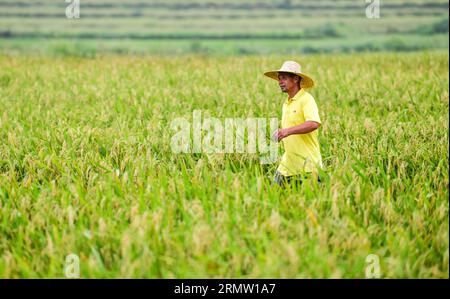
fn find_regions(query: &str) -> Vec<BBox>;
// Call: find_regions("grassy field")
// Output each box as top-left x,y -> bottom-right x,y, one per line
0,50 -> 448,278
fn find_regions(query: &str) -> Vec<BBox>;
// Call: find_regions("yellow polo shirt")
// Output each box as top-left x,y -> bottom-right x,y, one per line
277,88 -> 323,176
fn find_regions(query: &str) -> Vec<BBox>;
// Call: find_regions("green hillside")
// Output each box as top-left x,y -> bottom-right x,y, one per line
0,0 -> 448,55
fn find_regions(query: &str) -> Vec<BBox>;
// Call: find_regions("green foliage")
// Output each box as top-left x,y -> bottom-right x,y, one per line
431,18 -> 449,33
413,17 -> 449,35
303,23 -> 347,38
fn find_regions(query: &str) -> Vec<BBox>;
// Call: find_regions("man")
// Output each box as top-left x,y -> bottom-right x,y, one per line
264,61 -> 323,188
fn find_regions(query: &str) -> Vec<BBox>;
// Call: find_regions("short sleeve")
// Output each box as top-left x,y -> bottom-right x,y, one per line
303,96 -> 321,124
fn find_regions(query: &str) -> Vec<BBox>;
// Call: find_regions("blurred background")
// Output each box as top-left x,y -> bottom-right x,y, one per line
0,0 -> 448,56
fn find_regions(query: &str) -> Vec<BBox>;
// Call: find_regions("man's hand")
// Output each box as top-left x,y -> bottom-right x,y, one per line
272,121 -> 321,142
272,128 -> 291,142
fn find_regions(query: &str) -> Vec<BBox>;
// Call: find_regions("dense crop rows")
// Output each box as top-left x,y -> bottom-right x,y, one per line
0,51 -> 448,278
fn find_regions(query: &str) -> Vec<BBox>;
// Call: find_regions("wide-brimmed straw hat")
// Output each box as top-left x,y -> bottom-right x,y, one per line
264,60 -> 314,89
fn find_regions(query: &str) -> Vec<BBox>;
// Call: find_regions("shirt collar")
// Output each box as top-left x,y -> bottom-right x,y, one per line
286,88 -> 305,103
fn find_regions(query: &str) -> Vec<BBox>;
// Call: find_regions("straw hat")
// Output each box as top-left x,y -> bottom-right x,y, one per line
264,61 -> 314,89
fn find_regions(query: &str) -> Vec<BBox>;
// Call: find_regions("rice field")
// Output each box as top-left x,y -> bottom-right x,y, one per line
0,50 -> 448,278
0,0 -> 448,55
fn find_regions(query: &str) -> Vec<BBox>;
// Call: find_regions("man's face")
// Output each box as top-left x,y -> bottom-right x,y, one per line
278,73 -> 299,93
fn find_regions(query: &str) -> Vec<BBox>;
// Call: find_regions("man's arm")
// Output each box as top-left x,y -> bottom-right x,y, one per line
273,121 -> 321,142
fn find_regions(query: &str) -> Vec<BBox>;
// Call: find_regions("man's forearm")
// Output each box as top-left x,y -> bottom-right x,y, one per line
286,121 -> 321,135
273,121 -> 321,141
